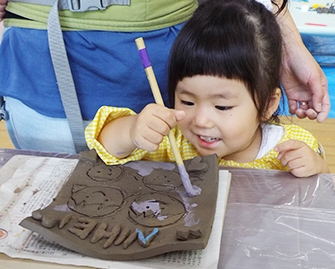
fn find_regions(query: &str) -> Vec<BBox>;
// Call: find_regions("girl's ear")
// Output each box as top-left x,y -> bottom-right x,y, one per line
264,88 -> 281,120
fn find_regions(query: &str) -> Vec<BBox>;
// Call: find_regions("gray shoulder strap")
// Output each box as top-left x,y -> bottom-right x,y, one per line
47,0 -> 87,153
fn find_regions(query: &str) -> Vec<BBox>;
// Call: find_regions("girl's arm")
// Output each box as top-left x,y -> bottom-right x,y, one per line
97,112 -> 138,159
275,140 -> 330,177
97,104 -> 184,159
274,0 -> 330,122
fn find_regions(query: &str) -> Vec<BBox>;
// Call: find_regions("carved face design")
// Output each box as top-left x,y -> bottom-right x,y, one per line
87,165 -> 124,182
143,169 -> 183,191
129,193 -> 186,227
68,185 -> 124,217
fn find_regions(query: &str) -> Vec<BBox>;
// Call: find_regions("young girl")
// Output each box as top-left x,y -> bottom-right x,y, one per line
85,0 -> 329,178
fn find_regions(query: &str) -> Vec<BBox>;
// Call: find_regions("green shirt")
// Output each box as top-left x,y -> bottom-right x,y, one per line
4,0 -> 198,31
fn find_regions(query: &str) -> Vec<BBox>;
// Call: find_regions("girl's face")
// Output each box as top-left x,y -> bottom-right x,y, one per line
175,75 -> 262,163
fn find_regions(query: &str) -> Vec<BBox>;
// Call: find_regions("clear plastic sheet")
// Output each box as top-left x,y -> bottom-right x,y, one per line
219,168 -> 335,268
1,149 -> 335,268
0,148 -> 78,170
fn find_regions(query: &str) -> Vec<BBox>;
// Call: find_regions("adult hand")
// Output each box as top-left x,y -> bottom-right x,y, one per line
276,3 -> 330,122
281,43 -> 330,122
0,0 -> 7,21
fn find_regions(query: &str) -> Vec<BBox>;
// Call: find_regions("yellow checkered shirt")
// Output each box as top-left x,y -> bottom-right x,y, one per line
85,106 -> 319,171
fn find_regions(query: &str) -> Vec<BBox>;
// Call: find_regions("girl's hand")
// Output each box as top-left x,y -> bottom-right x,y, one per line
130,104 -> 185,152
275,140 -> 330,177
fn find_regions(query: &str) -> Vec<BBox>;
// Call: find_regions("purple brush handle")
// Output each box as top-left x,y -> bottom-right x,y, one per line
138,48 -> 151,69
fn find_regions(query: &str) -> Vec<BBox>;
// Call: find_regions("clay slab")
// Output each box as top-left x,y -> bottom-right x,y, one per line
20,151 -> 219,260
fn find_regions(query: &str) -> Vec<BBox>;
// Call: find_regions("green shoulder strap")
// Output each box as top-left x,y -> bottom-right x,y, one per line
8,0 -> 130,12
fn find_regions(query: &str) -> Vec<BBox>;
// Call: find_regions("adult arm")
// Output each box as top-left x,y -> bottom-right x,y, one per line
275,1 -> 330,122
0,0 -> 6,21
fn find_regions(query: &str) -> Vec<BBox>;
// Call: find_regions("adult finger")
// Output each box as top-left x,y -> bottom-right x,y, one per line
316,91 -> 331,123
288,99 -> 298,115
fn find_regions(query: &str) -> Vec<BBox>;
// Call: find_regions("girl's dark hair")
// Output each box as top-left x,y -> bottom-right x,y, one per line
168,0 -> 286,123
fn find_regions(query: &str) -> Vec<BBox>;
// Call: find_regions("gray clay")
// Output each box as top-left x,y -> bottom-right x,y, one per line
20,151 -> 218,260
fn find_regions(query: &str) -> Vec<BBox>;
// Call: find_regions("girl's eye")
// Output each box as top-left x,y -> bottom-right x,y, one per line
181,100 -> 194,106
215,106 -> 231,111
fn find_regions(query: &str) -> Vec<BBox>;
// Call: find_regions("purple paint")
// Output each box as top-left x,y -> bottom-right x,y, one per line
138,48 -> 151,69
132,200 -> 166,219
53,205 -> 69,212
184,201 -> 200,227
177,164 -> 201,197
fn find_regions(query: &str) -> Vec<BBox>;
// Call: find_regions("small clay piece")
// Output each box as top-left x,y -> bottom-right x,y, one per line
41,214 -> 58,228
90,222 -> 108,243
122,231 -> 138,249
68,217 -> 97,240
136,228 -> 159,247
103,224 -> 121,248
114,227 -> 131,246
186,156 -> 209,174
20,150 -> 219,260
176,229 -> 202,241
32,210 -> 43,220
59,214 -> 72,229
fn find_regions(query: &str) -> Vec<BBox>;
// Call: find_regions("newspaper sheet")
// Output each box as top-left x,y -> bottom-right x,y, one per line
0,155 -> 231,269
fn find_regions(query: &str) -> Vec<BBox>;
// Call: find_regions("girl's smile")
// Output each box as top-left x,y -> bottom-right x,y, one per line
197,135 -> 221,148
175,75 -> 262,163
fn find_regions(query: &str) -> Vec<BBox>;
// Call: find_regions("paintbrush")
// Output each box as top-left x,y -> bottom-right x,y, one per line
135,37 -> 201,197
